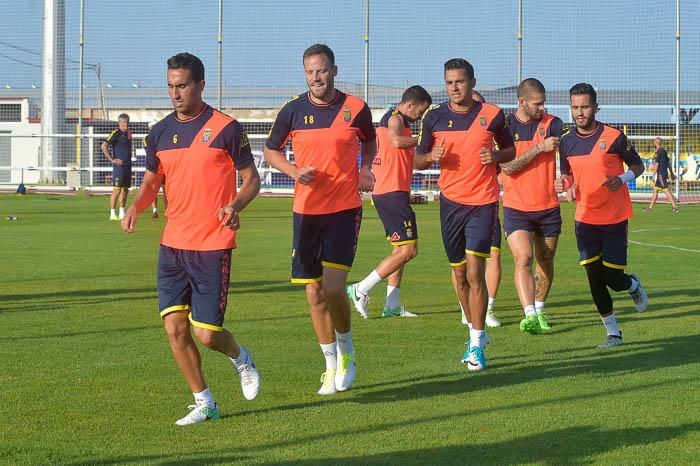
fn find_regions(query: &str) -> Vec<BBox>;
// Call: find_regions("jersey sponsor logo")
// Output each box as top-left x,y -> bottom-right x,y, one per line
479,115 -> 487,126
173,134 -> 178,144
343,108 -> 351,122
390,232 -> 401,241
202,128 -> 211,143
372,156 -> 381,165
538,125 -> 545,136
599,139 -> 607,150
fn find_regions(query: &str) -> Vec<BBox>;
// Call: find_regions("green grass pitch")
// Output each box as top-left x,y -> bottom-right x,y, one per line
1,193 -> 698,465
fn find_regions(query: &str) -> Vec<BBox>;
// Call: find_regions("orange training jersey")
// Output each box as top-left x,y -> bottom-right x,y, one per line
416,101 -> 514,205
265,91 -> 376,215
373,108 -> 413,194
145,105 -> 254,250
559,123 -> 642,225
502,113 -> 566,211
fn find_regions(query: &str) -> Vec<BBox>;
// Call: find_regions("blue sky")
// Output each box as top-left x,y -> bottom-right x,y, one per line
1,0 -> 698,92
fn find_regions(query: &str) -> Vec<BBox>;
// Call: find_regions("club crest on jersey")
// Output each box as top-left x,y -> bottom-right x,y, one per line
343,108 -> 352,122
406,228 -> 413,239
479,115 -> 487,126
172,134 -> 178,144
372,156 -> 381,166
599,139 -> 607,150
538,125 -> 545,136
390,232 -> 401,242
202,128 -> 211,143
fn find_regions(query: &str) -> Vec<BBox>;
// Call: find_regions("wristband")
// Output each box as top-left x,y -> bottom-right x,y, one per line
619,169 -> 636,184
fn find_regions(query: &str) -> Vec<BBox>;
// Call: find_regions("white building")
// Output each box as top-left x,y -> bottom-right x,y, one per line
0,97 -> 42,184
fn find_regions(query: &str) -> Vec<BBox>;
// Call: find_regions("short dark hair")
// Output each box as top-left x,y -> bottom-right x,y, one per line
517,78 -> 546,98
569,82 -> 597,105
444,58 -> 474,80
400,85 -> 432,106
117,113 -> 129,121
303,44 -> 335,65
167,53 -> 205,82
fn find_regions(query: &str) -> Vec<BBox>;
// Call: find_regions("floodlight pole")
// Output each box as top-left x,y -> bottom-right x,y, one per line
78,0 -> 84,178
674,0 -> 680,199
218,0 -> 223,111
517,0 -> 523,84
96,64 -> 108,121
364,0 -> 369,103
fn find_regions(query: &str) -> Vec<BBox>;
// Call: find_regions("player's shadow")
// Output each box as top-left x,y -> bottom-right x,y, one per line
0,287 -> 156,313
352,333 -> 698,404
0,324 -> 160,341
1,287 -> 155,302
261,421 -> 700,466
64,407 -> 699,465
229,279 -> 296,295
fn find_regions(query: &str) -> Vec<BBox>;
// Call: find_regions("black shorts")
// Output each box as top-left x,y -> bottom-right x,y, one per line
574,220 -> 628,269
440,194 -> 497,265
503,206 -> 562,237
654,174 -> 670,191
112,164 -> 132,188
372,191 -> 418,245
157,245 -> 232,331
291,207 -> 362,283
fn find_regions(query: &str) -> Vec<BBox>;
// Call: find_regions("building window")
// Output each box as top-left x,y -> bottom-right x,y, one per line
0,104 -> 22,122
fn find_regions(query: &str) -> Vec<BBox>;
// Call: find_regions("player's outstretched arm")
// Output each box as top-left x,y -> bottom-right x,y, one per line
387,114 -> 418,149
122,170 -> 163,233
263,147 -> 317,185
219,164 -> 261,231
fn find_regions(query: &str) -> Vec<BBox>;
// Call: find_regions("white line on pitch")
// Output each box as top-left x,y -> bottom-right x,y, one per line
628,240 -> 700,253
630,227 -> 693,233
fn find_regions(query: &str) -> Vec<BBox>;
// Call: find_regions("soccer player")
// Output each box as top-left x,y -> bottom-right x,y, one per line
555,83 -> 648,348
101,113 -> 132,220
458,90 -> 502,328
644,137 -> 679,212
415,58 -> 515,370
500,78 -> 566,334
121,53 -> 261,425
347,85 -> 432,319
263,44 -> 377,395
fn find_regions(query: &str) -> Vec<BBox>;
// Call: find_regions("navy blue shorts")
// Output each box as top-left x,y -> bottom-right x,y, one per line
372,191 -> 418,245
654,174 -> 670,191
491,208 -> 502,251
291,207 -> 362,283
503,206 -> 562,237
440,194 -> 497,265
112,164 -> 132,188
574,220 -> 628,269
157,245 -> 232,331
